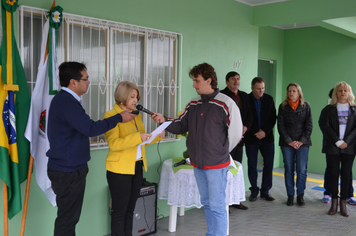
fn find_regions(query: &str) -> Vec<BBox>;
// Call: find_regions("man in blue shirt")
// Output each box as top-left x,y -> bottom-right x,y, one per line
244,77 -> 276,202
47,62 -> 136,236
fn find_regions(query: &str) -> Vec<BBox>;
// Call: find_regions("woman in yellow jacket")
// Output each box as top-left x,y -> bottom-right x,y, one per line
104,81 -> 164,236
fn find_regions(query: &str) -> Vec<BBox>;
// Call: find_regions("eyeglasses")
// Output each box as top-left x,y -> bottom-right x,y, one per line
79,78 -> 89,82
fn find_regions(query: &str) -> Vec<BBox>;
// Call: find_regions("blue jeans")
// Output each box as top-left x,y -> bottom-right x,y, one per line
245,142 -> 275,195
194,166 -> 228,236
281,146 -> 309,196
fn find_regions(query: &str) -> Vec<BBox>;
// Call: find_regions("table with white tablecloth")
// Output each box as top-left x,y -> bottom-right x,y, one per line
158,158 -> 245,234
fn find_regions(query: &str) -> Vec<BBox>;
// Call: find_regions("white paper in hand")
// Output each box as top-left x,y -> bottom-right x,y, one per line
136,121 -> 172,160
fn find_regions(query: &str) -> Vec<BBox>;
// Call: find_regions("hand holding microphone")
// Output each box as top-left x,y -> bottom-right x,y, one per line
136,104 -> 154,115
136,104 -> 166,124
120,110 -> 137,123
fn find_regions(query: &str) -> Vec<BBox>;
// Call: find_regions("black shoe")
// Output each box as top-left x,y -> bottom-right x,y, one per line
231,203 -> 248,210
287,195 -> 294,206
297,194 -> 305,206
260,193 -> 275,201
249,194 -> 258,202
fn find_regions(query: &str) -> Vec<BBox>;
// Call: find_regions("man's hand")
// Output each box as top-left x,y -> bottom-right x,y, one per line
120,110 -> 137,123
150,112 -> 165,123
243,126 -> 248,135
254,129 -> 266,140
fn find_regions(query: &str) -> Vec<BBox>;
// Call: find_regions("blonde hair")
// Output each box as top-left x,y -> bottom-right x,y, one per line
330,81 -> 355,106
114,81 -> 141,105
282,83 -> 306,108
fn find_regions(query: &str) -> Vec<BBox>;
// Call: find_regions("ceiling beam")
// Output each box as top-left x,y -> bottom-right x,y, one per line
318,21 -> 356,39
252,0 -> 356,27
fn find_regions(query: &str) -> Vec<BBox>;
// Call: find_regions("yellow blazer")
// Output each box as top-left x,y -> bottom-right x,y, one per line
104,103 -> 163,174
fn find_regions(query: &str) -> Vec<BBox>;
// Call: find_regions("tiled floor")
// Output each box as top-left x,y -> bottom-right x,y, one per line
153,168 -> 356,236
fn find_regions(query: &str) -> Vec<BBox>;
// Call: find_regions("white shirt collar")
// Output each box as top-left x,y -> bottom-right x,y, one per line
61,87 -> 82,104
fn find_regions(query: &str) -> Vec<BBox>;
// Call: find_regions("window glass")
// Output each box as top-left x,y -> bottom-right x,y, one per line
18,6 -> 182,148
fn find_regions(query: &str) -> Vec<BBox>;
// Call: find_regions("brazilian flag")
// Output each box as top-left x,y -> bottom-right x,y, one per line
0,0 -> 31,219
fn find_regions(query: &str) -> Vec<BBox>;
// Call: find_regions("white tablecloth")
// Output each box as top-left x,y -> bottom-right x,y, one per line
158,158 -> 246,208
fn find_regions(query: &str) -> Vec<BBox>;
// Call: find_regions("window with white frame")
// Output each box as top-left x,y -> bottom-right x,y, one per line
18,6 -> 182,149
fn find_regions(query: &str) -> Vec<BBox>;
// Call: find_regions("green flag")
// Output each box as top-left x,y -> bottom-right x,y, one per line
0,0 -> 31,219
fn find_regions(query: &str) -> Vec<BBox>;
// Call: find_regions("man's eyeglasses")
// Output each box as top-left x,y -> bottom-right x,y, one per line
79,78 -> 89,82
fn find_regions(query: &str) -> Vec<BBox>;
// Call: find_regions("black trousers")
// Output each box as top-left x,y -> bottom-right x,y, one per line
107,161 -> 143,236
327,153 -> 355,200
48,165 -> 89,236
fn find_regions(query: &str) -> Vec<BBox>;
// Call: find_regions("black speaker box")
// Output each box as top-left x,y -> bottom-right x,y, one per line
132,181 -> 157,236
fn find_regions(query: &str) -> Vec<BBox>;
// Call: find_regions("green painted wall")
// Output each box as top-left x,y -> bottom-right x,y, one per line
259,25 -> 356,174
283,26 -> 356,174
0,0 -> 259,235
4,1 -> 356,235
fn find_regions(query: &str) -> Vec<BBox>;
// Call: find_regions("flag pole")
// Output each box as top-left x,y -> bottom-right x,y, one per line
20,155 -> 33,236
3,182 -> 8,236
21,2 -> 57,235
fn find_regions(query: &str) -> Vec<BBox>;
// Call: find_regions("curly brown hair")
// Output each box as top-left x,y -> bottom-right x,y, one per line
189,63 -> 217,90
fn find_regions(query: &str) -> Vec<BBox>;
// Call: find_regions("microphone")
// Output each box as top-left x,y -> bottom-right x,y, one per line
174,159 -> 186,167
136,104 -> 154,115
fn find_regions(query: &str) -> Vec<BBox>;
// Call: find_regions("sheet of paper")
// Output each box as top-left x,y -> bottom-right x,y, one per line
229,155 -> 237,169
136,121 -> 172,160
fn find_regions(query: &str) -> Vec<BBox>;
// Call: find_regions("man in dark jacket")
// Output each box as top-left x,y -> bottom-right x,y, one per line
47,62 -> 136,236
244,77 -> 276,202
221,71 -> 252,210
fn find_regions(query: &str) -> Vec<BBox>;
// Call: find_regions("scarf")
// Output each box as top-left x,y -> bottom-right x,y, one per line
288,98 -> 299,111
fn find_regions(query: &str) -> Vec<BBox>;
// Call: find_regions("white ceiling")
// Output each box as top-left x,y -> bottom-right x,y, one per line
272,23 -> 318,30
235,0 -> 317,29
235,0 -> 289,7
235,0 -> 356,37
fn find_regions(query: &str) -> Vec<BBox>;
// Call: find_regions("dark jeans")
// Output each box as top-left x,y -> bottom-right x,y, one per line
327,154 -> 355,200
107,161 -> 143,236
324,156 -> 354,197
48,165 -> 89,236
230,143 -> 243,163
245,142 -> 275,195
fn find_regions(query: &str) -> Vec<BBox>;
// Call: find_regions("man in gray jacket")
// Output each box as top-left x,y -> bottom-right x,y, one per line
153,63 -> 242,236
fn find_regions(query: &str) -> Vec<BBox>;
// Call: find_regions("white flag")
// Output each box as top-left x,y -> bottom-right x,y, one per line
25,19 -> 57,206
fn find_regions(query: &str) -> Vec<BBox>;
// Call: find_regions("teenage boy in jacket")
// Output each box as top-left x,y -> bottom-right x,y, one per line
153,63 -> 243,236
46,61 -> 136,236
